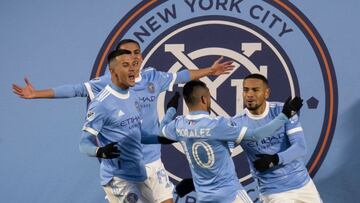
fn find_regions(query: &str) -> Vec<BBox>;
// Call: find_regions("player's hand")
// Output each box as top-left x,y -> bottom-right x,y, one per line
176,178 -> 195,198
209,56 -> 235,76
282,96 -> 303,118
12,77 -> 37,99
166,92 -> 180,110
253,154 -> 279,172
96,142 -> 120,159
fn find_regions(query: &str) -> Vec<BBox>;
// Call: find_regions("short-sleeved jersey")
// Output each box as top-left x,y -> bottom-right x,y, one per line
82,84 -> 146,185
161,111 -> 247,203
233,101 -> 309,195
84,67 -> 177,164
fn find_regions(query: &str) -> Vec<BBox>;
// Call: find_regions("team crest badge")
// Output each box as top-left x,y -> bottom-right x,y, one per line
147,82 -> 155,93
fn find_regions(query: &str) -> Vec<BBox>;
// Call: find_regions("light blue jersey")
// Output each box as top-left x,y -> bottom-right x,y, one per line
84,68 -> 189,164
161,111 -> 289,203
82,84 -> 146,185
54,67 -> 190,164
130,68 -> 179,163
233,101 -> 309,195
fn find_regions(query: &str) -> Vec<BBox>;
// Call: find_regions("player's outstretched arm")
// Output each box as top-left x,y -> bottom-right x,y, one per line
140,130 -> 177,144
142,109 -> 179,145
12,77 -> 54,99
243,96 -> 303,141
189,56 -> 235,80
12,76 -> 96,99
160,92 -> 180,129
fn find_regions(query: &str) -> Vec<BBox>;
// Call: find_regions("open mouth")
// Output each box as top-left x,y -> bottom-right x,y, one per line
129,75 -> 135,82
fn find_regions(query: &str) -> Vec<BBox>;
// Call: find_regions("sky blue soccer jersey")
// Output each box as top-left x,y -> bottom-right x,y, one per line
53,67 -> 190,164
233,101 -> 309,195
82,84 -> 146,185
160,110 -> 289,203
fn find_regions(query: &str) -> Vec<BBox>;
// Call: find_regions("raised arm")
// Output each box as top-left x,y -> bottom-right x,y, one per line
189,56 -> 235,80
12,77 -> 55,99
12,77 -> 89,99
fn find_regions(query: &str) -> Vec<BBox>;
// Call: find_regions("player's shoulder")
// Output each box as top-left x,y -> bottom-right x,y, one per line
89,74 -> 110,84
138,67 -> 158,83
92,87 -> 113,106
141,66 -> 173,81
172,115 -> 187,126
140,67 -> 157,77
268,101 -> 284,115
232,111 -> 247,121
212,116 -> 233,127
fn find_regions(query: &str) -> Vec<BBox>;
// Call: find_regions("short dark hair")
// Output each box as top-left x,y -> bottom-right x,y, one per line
183,80 -> 208,106
244,73 -> 268,86
107,49 -> 131,65
116,39 -> 140,50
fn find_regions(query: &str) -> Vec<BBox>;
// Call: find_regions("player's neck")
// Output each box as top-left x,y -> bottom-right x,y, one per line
188,106 -> 209,114
110,82 -> 129,92
111,78 -> 129,90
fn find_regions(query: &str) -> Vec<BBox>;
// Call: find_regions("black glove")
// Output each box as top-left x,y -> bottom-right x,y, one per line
157,137 -> 177,144
96,142 -> 120,159
166,92 -> 180,110
176,178 -> 195,198
253,154 -> 279,172
282,96 -> 303,118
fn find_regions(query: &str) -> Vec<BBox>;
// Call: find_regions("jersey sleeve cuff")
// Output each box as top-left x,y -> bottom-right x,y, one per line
236,127 -> 247,144
84,82 -> 95,100
168,72 -> 177,92
287,127 -> 303,136
160,126 -> 168,138
82,126 -> 99,136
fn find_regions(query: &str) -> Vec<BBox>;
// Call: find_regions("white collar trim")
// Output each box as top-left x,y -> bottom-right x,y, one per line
185,114 -> 211,120
105,85 -> 130,99
135,74 -> 142,83
245,101 -> 269,120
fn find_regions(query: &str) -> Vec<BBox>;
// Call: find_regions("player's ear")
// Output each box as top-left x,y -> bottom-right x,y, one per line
201,96 -> 205,104
265,87 -> 270,99
109,66 -> 114,73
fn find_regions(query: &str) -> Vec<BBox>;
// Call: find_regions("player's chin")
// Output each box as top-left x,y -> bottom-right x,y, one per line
245,103 -> 257,110
127,81 -> 136,87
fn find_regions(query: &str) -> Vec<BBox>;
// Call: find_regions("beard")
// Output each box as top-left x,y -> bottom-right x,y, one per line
245,102 -> 261,111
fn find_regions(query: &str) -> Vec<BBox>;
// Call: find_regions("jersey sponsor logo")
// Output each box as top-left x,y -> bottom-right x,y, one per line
120,115 -> 141,129
138,96 -> 156,103
91,0 -> 338,197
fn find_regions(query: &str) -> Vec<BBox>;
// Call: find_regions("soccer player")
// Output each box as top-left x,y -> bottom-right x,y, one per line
175,75 -> 322,202
234,74 -> 322,203
12,39 -> 235,203
79,49 -> 152,202
159,80 -> 303,203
